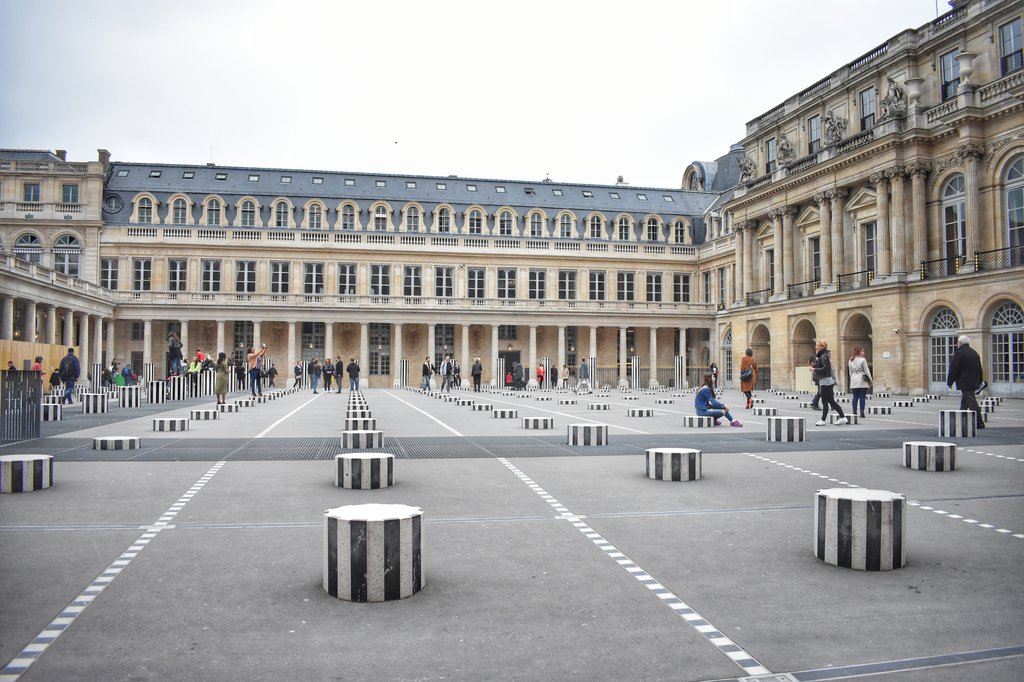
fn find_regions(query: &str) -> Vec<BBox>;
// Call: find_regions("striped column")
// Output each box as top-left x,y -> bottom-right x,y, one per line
323,503 -> 423,602
567,423 -> 608,446
629,355 -> 640,390
341,430 -> 384,449
645,448 -> 701,482
939,410 -> 977,438
143,362 -> 155,384
119,385 -> 141,408
903,441 -> 956,472
82,393 -> 108,414
334,454 -> 394,489
92,436 -> 140,450
767,416 -> 805,442
168,376 -> 188,401
1,455 -> 53,493
153,418 -> 189,432
814,488 -> 906,571
90,363 -> 103,392
673,355 -> 685,390
199,370 -> 215,397
40,404 -> 63,421
148,380 -> 166,404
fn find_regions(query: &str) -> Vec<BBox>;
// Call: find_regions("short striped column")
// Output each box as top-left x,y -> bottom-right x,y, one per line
623,395 -> 640,401
345,418 -> 377,431
893,400 -> 913,408
521,417 -> 554,429
588,403 -> 609,410
814,488 -> 906,571
119,385 -> 141,408
218,403 -> 239,413
82,393 -> 108,414
472,403 -> 493,412
683,415 -> 714,427
457,399 -> 474,406
492,409 -> 518,418
190,409 -> 219,420
867,405 -> 892,415
939,410 -> 977,438
40,403 -> 63,421
167,376 -> 188,401
558,399 -> 577,405
335,453 -> 394,490
567,423 -> 608,446
323,503 -> 423,602
93,436 -> 140,450
628,408 -> 654,417
235,398 -> 254,408
645,448 -> 701,482
753,406 -> 776,416
341,430 -> 384,449
153,418 -> 189,432
903,441 -> 956,472
535,396 -> 552,402
347,410 -> 373,419
1,455 -> 53,493
655,399 -> 674,405
767,416 -> 805,442
148,380 -> 166,404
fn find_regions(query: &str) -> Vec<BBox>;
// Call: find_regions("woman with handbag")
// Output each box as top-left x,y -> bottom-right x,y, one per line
848,346 -> 872,419
739,348 -> 757,409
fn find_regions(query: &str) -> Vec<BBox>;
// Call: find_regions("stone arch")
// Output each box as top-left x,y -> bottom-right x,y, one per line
840,311 -> 873,391
749,322 -> 772,388
791,318 -> 817,391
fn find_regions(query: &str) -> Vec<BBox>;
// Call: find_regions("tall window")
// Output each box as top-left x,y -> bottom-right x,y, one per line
929,307 -> 960,386
138,197 -> 153,223
172,198 -> 187,224
765,138 -> 777,174
809,236 -> 821,281
206,199 -> 221,226
617,271 -> 635,301
566,326 -> 578,367
169,259 -> 188,292
863,221 -> 877,273
990,301 -> 1024,385
435,266 -> 454,298
52,234 -> 81,276
133,258 -> 152,291
369,323 -> 391,376
530,213 -> 544,238
528,270 -> 546,300
13,234 -> 42,263
589,216 -> 602,239
766,250 -> 775,292
702,271 -> 712,304
468,209 -> 483,235
406,206 -> 420,232
201,260 -> 221,292
22,183 -> 40,202
673,273 -> 690,303
62,184 -> 79,204
300,322 -> 324,361
241,200 -> 256,227
499,210 -> 513,236
1000,18 -> 1023,76
497,268 -> 516,299
275,202 -> 290,228
559,214 -> 573,238
942,175 -> 966,262
308,204 -> 322,229
1006,156 -> 1024,250
271,262 -> 290,294
559,270 -> 576,300
437,207 -> 451,233
618,217 -> 630,241
467,268 -> 485,299
236,260 -> 256,293
859,87 -> 876,130
404,265 -> 422,298
304,262 -> 324,295
646,272 -> 662,303
370,264 -> 390,297
374,205 -> 388,230
338,263 -> 356,296
717,267 -> 727,307
646,218 -> 660,241
341,205 -> 356,230
674,221 -> 687,244
100,258 -> 119,290
498,325 -> 517,340
434,324 -> 455,366
808,115 -> 821,154
589,271 -> 606,301
940,50 -> 960,101
233,321 -> 254,366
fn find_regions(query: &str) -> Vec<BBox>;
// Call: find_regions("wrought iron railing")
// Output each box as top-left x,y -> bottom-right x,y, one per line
787,278 -> 820,299
921,255 -> 965,280
975,244 -> 1024,272
746,288 -> 771,306
837,269 -> 874,292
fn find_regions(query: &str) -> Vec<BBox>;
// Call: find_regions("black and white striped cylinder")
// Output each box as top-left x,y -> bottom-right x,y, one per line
767,416 -> 805,442
939,410 -> 977,438
457,399 -> 474,406
628,408 -> 654,417
867,405 -> 892,415
82,393 -> 108,414
93,436 -> 140,450
521,417 -> 554,429
754,406 -> 777,416
567,423 -> 608,446
912,396 -> 931,403
89,363 -> 102,391
167,376 -> 188,401
40,403 -> 62,421
903,441 -> 956,471
645,448 -> 701,482
492,409 -> 518,418
1,455 -> 53,493
683,415 -> 714,427
323,503 -> 423,602
347,410 -> 373,419
874,392 -> 891,398
345,418 -> 377,430
588,402 -> 610,410
831,413 -> 858,424
893,400 -> 913,408
655,398 -> 674,405
799,401 -> 812,408
119,385 -> 141,408
535,396 -> 552,402
472,403 -> 493,411
623,395 -> 640,401
442,395 -> 459,403
335,453 -> 394,489
751,397 -> 764,404
341,430 -> 384,449
255,394 -> 267,404
42,394 -> 62,404
235,398 -> 254,408
148,380 -> 166,404
595,392 -> 609,398
153,418 -> 189,432
814,488 -> 906,571
218,403 -> 239,413
558,398 -> 577,405
198,371 -> 215,397
143,361 -> 155,384
190,409 -> 219,420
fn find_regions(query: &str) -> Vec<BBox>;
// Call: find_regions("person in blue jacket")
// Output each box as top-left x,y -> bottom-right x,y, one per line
694,373 -> 742,426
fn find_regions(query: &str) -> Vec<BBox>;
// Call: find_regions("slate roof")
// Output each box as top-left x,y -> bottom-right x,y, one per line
0,149 -> 65,162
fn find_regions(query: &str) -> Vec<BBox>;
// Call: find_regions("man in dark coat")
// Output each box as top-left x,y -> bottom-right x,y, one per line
946,334 -> 984,428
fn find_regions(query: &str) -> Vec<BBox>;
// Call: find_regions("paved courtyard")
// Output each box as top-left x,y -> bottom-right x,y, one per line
1,385 -> 1022,681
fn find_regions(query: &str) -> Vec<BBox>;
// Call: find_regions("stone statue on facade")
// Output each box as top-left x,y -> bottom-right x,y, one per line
880,77 -> 907,120
824,110 -> 847,145
778,134 -> 795,165
739,155 -> 756,183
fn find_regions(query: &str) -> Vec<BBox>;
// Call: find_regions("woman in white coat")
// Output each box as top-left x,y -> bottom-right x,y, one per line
848,346 -> 872,419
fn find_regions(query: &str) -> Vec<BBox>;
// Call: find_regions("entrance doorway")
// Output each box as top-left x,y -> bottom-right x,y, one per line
498,351 -> 520,388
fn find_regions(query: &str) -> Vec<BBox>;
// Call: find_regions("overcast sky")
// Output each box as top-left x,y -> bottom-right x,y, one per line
2,0 -> 943,188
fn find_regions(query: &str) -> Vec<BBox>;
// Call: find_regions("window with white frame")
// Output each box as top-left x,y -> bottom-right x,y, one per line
942,175 -> 966,262
589,271 -> 606,301
241,200 -> 256,227
809,236 -> 821,281
673,273 -> 690,303
337,263 -> 356,295
308,204 -> 322,229
940,50 -> 960,101
674,220 -> 687,244
990,301 -> 1023,385
172,198 -> 187,224
617,271 -> 635,301
23,182 -> 40,202
1000,18 -> 1023,76
530,213 -> 544,238
62,184 -> 79,204
406,206 -> 420,232
201,260 -> 221,292
497,268 -> 516,299
589,216 -> 602,239
765,138 -> 777,174
404,265 -> 422,298
370,264 -> 390,297
437,207 -> 451,233
100,258 -> 119,290
468,209 -> 483,235
275,202 -> 290,228
138,197 -> 153,223
929,307 -> 960,385
646,218 -> 659,241
236,260 -> 256,293
271,261 -> 290,294
304,262 -> 324,295
718,267 -> 727,307
435,266 -> 454,298
808,114 -> 822,154
528,269 -> 546,300
206,199 -> 221,226
618,217 -> 631,241
859,87 -> 876,130
133,258 -> 152,291
559,270 -> 577,300
862,222 -> 876,273
374,205 -> 388,230
168,259 -> 187,292
467,268 -> 485,299
341,205 -> 356,230
499,210 -> 513,236
559,214 -> 573,238
646,272 -> 662,303
1005,156 -> 1024,250
369,323 -> 391,375
52,234 -> 81,277
702,271 -> 712,304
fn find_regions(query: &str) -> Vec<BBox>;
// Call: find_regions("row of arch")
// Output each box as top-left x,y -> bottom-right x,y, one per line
117,193 -> 695,244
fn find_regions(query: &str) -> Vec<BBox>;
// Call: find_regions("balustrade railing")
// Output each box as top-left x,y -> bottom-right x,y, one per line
837,269 -> 874,292
746,288 -> 771,306
974,244 -> 1024,272
920,255 -> 964,280
787,278 -> 819,299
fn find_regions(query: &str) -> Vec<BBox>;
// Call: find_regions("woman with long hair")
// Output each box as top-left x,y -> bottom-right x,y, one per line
848,346 -> 872,419
694,373 -> 742,426
214,352 -> 229,404
739,348 -> 757,409
813,340 -> 848,426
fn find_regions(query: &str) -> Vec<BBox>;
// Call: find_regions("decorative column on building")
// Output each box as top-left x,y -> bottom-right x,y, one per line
491,324 -> 499,388
648,327 -> 659,388
557,326 -> 565,381
618,326 -> 628,388
0,295 -> 13,340
589,326 -> 598,371
678,327 -> 688,388
770,209 -> 785,297
143,319 -> 152,369
734,223 -> 745,303
871,172 -> 891,278
94,316 -> 104,367
393,323 -> 404,387
180,320 -> 189,364
961,143 -> 985,256
25,300 -> 37,342
743,220 -> 756,298
889,166 -> 907,276
78,314 -> 90,371
287,321 -> 296,369
782,205 -> 796,294
359,323 -> 369,381
908,162 -> 931,275
252,320 -> 261,352
427,324 -> 436,364
461,324 -> 470,382
63,309 -> 74,347
105,319 -> 115,368
528,325 -> 538,389
830,189 -> 848,278
216,320 -> 225,357
46,305 -> 57,344
324,322 -> 334,363
815,192 -> 833,287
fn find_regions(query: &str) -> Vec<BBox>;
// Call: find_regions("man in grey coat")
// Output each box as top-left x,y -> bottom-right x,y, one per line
946,335 -> 984,429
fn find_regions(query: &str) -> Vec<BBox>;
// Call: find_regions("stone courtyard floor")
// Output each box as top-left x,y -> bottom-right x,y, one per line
1,385 -> 1022,681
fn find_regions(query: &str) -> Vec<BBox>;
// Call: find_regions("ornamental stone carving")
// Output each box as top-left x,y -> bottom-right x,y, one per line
739,156 -> 756,183
879,77 -> 907,121
824,110 -> 847,145
906,161 -> 932,177
778,135 -> 795,165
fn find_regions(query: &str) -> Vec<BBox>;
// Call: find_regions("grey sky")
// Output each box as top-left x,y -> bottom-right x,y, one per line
2,0 -> 942,187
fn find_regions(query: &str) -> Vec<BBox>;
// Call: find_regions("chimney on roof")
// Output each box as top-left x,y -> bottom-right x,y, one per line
97,149 -> 111,170
55,149 -> 67,161
206,162 -> 216,167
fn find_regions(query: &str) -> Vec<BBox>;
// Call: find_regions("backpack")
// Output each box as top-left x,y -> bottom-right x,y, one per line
59,356 -> 75,381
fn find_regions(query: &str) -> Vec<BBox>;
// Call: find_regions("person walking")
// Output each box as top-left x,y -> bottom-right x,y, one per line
421,356 -> 434,391
694,373 -> 741,426
946,334 -> 985,429
809,355 -> 821,411
710,362 -> 719,389
848,346 -> 872,419
452,359 -> 461,388
513,361 -> 524,390
58,347 -> 80,405
248,344 -> 267,396
321,358 -> 334,393
266,364 -> 278,388
167,332 -> 184,376
439,355 -> 452,392
471,356 -> 482,392
813,340 -> 848,425
549,364 -> 558,389
561,365 -> 569,389
346,358 -> 361,392
309,358 -> 321,393
577,358 -> 590,392
214,352 -> 230,404
293,359 -> 303,388
739,348 -> 757,409
335,356 -> 345,393
536,363 -> 545,389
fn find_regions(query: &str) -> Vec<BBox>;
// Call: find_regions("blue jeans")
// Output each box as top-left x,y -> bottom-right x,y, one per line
312,375 -> 320,392
350,377 -> 359,391
63,380 -> 76,404
249,368 -> 262,395
851,388 -> 868,415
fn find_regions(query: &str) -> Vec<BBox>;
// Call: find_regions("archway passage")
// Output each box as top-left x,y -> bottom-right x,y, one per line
750,324 -> 772,390
791,320 -> 816,392
842,313 -> 873,392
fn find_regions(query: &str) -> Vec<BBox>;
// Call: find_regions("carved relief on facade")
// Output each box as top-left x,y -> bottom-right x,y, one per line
778,134 -> 795,165
739,156 -> 756,183
879,77 -> 907,120
470,326 -> 484,357
823,110 -> 847,145
987,133 -> 1024,168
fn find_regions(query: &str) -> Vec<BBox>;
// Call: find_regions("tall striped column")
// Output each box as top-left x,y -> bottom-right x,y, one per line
629,355 -> 640,390
90,363 -> 103,392
143,362 -> 155,384
168,376 -> 188,401
148,380 -> 166,404
323,503 -> 423,602
673,355 -> 684,390
814,488 -> 906,571
118,385 -> 141,408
